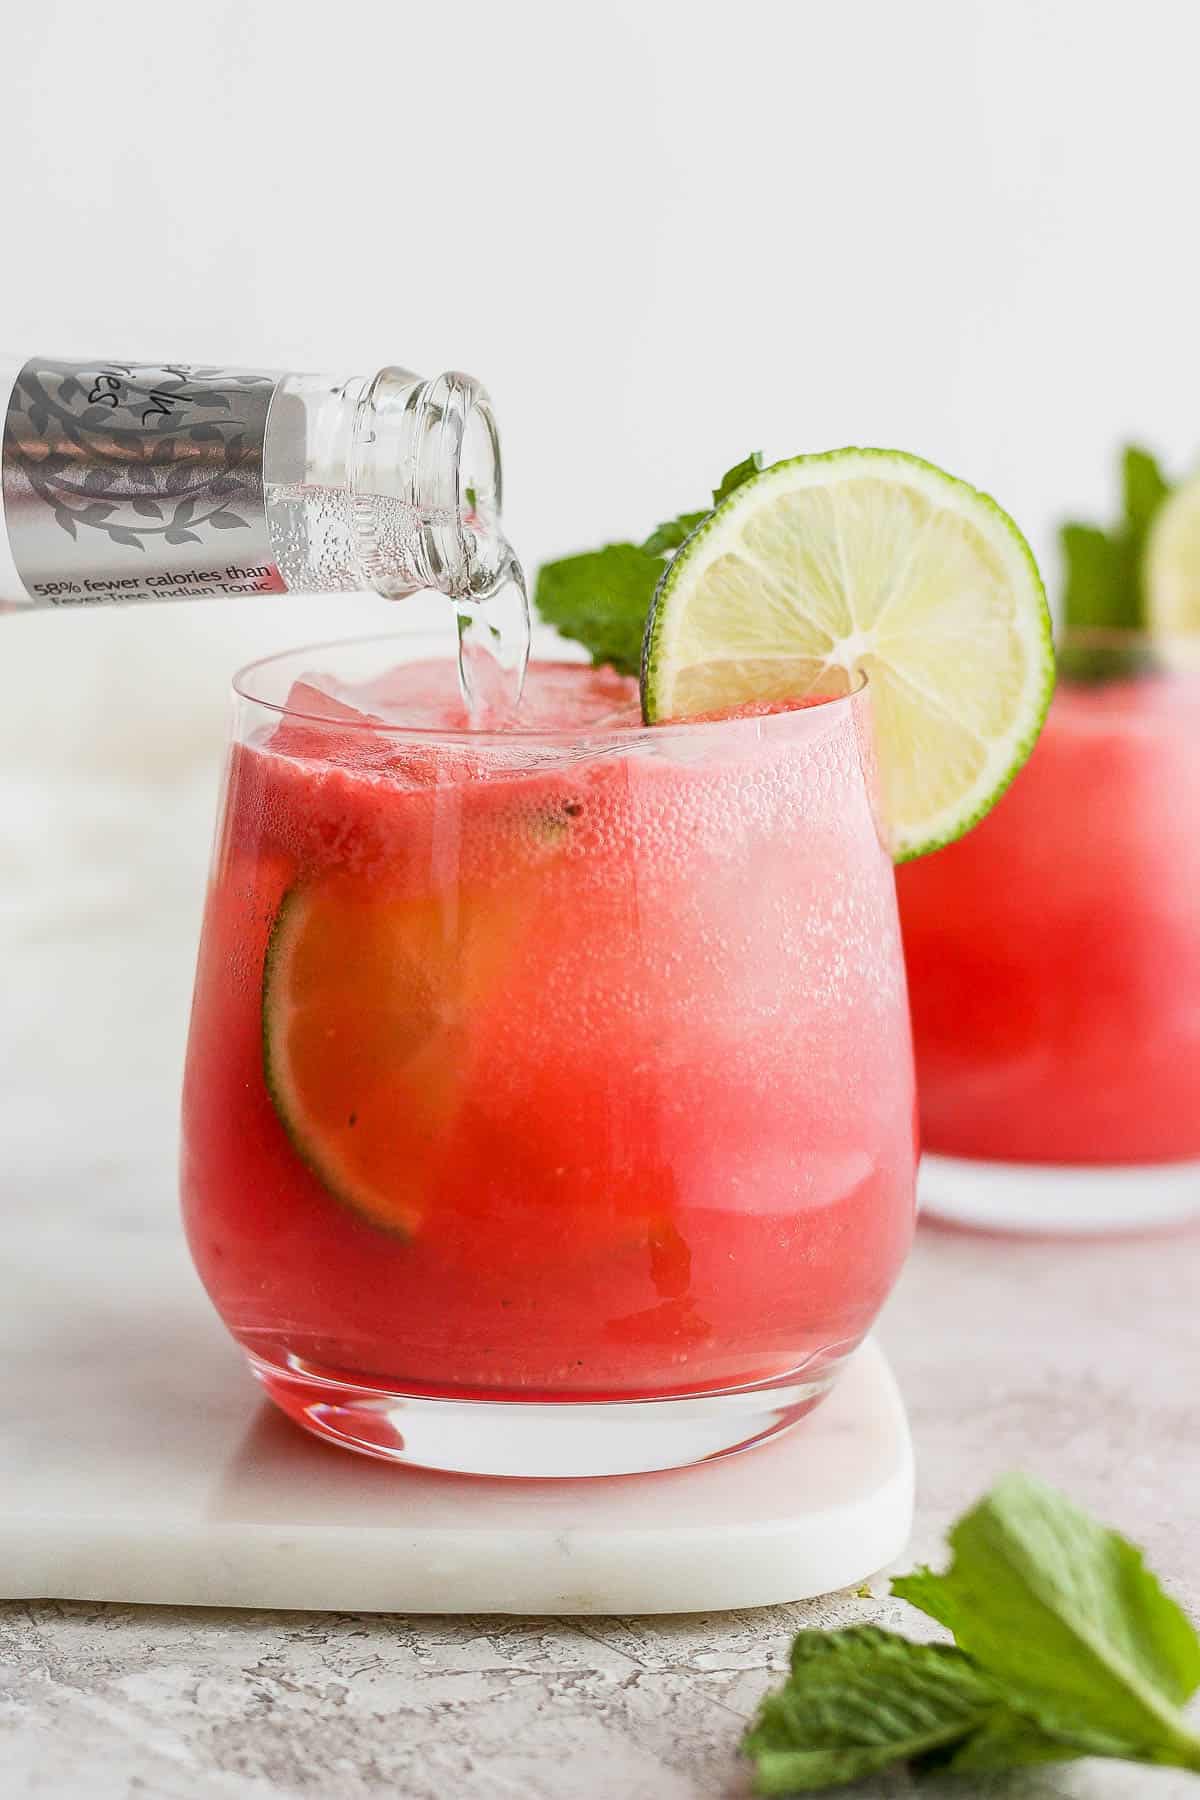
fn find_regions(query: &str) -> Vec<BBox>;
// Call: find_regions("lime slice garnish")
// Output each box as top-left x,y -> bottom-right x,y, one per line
1146,468 -> 1200,634
641,448 -> 1053,860
263,877 -> 521,1237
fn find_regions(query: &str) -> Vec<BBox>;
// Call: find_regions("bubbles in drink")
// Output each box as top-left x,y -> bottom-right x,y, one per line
265,483 -> 418,594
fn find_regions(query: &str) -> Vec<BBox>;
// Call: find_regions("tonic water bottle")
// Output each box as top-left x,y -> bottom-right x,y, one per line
0,356 -> 506,611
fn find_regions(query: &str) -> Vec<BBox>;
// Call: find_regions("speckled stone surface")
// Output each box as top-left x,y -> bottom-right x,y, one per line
1,744 -> 1198,1796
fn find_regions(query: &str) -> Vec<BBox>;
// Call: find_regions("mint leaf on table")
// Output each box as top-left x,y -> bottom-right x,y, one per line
533,454 -> 763,672
1060,443 -> 1172,633
744,1627 -> 1069,1794
937,1705 -> 1087,1774
894,1471 -> 1200,1766
744,1473 -> 1200,1794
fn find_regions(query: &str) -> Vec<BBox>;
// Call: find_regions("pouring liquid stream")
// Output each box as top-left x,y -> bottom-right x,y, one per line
453,481 -> 531,725
455,554 -> 532,727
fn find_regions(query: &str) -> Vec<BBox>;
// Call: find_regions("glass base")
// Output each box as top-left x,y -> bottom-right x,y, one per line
247,1352 -> 840,1477
919,1151 -> 1200,1237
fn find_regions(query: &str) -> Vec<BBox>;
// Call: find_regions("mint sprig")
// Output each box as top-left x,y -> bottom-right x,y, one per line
1061,444 -> 1171,633
533,454 -> 763,674
744,1473 -> 1200,1793
745,1627 -> 1067,1794
532,543 -> 663,678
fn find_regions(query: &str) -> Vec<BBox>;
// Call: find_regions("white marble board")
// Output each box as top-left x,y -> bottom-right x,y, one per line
1,1213 -> 913,1615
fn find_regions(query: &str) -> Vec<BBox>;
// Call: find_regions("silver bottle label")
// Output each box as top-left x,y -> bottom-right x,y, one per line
2,358 -> 282,605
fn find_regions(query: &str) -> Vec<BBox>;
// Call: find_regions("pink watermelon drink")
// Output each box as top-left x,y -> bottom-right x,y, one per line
181,637 -> 916,1463
898,643 -> 1200,1165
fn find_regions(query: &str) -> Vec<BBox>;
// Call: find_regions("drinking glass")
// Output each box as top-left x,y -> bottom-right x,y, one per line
182,630 -> 917,1476
898,631 -> 1200,1235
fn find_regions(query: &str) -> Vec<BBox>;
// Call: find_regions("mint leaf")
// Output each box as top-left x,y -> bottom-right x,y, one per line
941,1707 -> 1099,1774
639,510 -> 709,557
533,542 -> 661,676
712,450 -> 763,504
744,1475 -> 1200,1792
641,454 -> 764,555
893,1471 -> 1200,1768
743,1627 -> 1065,1794
1060,443 -> 1172,634
533,454 -> 763,670
1061,521 -> 1129,631
1124,444 -> 1170,540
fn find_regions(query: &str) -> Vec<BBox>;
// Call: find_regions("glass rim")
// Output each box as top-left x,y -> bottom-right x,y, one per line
232,630 -> 869,747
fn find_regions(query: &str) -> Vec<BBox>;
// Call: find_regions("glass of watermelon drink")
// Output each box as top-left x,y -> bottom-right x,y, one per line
182,630 -> 917,1475
897,632 -> 1200,1236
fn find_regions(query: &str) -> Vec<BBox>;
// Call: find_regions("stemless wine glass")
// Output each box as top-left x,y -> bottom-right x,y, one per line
181,629 -> 917,1476
898,630 -> 1200,1235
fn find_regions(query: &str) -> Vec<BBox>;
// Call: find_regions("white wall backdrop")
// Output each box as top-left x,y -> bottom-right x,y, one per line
2,0 -> 1199,762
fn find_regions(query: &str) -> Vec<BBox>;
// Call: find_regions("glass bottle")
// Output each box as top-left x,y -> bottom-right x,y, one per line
0,356 -> 507,611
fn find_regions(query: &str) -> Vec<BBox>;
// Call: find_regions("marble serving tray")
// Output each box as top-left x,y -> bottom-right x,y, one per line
1,1211 -> 913,1615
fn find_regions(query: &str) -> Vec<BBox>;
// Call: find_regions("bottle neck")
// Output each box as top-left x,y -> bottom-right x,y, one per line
349,368 -> 507,602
